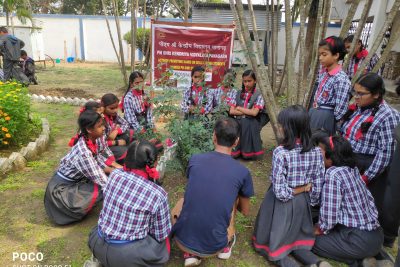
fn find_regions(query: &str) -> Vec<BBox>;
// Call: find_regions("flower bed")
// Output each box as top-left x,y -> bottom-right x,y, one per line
0,81 -> 41,149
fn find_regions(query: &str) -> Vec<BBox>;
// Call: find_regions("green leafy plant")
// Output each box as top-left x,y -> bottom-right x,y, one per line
123,28 -> 150,54
0,81 -> 41,148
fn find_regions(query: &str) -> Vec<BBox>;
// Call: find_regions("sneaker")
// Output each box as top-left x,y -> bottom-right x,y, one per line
184,252 -> 202,267
217,234 -> 236,260
362,257 -> 377,267
83,254 -> 103,267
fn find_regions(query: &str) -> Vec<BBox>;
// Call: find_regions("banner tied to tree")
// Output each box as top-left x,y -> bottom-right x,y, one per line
151,21 -> 235,89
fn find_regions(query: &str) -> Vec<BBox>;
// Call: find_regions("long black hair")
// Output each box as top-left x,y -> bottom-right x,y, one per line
278,105 -> 313,153
81,101 -> 101,112
101,93 -> 119,108
319,36 -> 346,61
344,35 -> 365,52
312,130 -> 356,168
240,69 -> 257,99
124,71 -> 144,97
342,72 -> 385,135
125,140 -> 159,169
72,110 -> 103,146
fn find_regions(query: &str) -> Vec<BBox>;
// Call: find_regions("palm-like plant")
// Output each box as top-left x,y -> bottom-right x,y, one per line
0,0 -> 33,31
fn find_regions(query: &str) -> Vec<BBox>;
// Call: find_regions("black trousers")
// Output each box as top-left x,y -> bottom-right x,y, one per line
312,225 -> 383,266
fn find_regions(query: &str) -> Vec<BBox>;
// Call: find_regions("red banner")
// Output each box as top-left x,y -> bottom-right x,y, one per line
151,21 -> 234,89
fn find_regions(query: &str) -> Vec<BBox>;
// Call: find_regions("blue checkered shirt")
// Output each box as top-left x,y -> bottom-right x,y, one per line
123,90 -> 154,131
98,169 -> 171,241
313,67 -> 351,120
180,86 -> 213,114
346,53 -> 381,79
270,145 -> 325,205
319,166 -> 380,233
341,101 -> 400,181
103,114 -> 130,137
58,136 -> 108,187
230,89 -> 265,110
211,87 -> 238,107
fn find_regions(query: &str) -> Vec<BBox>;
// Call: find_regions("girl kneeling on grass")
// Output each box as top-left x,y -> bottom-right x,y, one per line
45,110 -> 121,225
253,105 -> 328,267
311,133 -> 383,266
87,140 -> 171,267
102,93 -> 134,164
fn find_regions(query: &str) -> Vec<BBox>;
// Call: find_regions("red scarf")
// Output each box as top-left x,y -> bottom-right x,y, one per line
86,138 -> 98,154
103,114 -> 115,129
353,49 -> 369,74
68,134 -> 79,147
123,165 -> 159,180
191,85 -> 203,106
346,103 -> 374,141
242,88 -> 255,108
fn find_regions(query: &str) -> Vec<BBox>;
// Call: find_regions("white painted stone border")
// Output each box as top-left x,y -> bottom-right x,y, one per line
0,118 -> 51,177
29,94 -> 98,106
156,143 -> 177,179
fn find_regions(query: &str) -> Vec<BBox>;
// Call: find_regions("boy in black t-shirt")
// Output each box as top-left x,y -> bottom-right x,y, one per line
171,117 -> 254,267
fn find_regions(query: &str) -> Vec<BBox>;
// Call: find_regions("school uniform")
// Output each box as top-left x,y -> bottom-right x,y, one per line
103,114 -> 133,163
230,88 -> 269,159
180,84 -> 213,119
123,90 -> 154,131
341,101 -> 400,242
212,86 -> 237,108
312,166 -> 383,266
253,145 -> 325,263
88,168 -> 171,267
345,50 -> 381,79
309,65 -> 351,134
44,136 -> 113,225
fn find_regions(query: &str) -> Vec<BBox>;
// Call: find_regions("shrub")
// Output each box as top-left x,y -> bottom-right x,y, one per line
123,28 -> 150,54
0,81 -> 41,148
153,88 -> 228,169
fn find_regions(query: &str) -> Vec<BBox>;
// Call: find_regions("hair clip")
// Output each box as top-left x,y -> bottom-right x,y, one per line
79,107 -> 86,113
329,136 -> 334,150
325,37 -> 335,48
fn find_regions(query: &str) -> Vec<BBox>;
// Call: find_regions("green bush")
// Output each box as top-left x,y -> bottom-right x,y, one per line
123,28 -> 150,54
0,81 -> 41,148
153,88 -> 227,169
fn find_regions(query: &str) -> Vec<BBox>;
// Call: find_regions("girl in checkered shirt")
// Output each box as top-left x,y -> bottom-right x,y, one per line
309,36 -> 351,135
122,71 -> 155,133
45,110 -> 121,225
229,70 -> 269,160
253,105 -> 326,267
101,93 -> 134,164
341,73 -> 400,248
180,65 -> 213,119
311,132 -> 382,266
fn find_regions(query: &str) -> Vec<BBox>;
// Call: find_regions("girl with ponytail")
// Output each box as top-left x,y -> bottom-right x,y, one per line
341,72 -> 400,249
88,140 -> 171,266
45,110 -> 121,225
122,71 -> 155,132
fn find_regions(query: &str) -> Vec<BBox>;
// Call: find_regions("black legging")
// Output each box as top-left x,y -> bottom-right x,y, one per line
354,126 -> 400,244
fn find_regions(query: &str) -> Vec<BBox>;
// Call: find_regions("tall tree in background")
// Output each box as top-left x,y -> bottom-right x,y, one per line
0,0 -> 32,28
30,0 -> 59,13
60,0 -> 125,15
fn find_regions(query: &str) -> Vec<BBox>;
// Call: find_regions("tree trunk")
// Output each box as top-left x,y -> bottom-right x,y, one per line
231,0 -> 281,141
141,1 -> 147,68
284,0 -> 296,105
372,11 -> 400,73
112,0 -> 128,85
297,0 -> 307,104
339,0 -> 361,38
248,0 -> 263,64
229,1 -> 249,66
6,11 -> 10,27
271,0 -> 279,93
342,0 -> 373,72
320,0 -> 332,40
184,0 -> 190,22
303,0 -> 318,76
131,0 -> 138,71
304,0 -> 324,107
102,0 -> 121,66
352,0 -> 400,84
